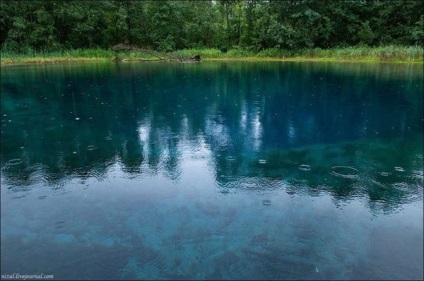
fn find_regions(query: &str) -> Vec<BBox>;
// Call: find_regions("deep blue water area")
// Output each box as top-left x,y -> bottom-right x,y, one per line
1,61 -> 423,280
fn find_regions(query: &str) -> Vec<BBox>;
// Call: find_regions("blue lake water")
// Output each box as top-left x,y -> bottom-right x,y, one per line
1,61 -> 423,280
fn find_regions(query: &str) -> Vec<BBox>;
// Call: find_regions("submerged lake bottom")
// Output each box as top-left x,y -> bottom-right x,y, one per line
1,61 -> 423,280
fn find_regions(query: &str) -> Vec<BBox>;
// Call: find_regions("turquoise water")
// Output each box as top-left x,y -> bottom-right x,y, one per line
1,62 -> 423,280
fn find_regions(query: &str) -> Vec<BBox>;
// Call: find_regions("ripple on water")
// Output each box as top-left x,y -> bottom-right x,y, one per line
262,199 -> 271,206
330,166 -> 359,179
220,181 -> 238,189
299,164 -> 311,171
6,158 -> 23,166
258,159 -> 267,164
87,145 -> 97,151
370,179 -> 386,188
405,170 -> 423,187
11,194 -> 27,199
394,166 -> 405,172
54,221 -> 66,230
240,180 -> 258,189
226,156 -> 236,161
392,182 -> 409,191
191,154 -> 205,160
412,170 -> 423,177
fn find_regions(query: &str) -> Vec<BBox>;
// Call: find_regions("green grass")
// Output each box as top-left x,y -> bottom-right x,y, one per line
1,46 -> 423,65
172,45 -> 423,62
0,48 -> 160,65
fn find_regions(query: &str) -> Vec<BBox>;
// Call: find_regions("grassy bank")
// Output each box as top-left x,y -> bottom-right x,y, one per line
175,46 -> 423,63
0,49 -> 159,65
1,46 -> 423,65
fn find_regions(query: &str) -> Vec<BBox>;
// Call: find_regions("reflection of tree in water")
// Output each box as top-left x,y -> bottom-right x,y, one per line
1,62 -> 422,212
214,138 -> 423,214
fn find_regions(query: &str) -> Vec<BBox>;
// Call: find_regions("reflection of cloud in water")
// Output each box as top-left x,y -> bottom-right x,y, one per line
205,118 -> 230,148
1,61 -> 423,215
252,111 -> 262,151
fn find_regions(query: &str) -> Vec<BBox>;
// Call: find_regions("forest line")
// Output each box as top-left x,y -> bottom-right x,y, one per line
1,1 -> 423,64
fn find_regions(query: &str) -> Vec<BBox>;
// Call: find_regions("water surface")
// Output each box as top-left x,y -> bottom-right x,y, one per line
1,62 -> 423,280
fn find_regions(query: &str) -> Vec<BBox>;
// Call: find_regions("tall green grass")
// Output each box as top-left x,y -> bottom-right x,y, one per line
294,46 -> 423,61
0,48 -> 159,64
1,45 -> 422,65
172,46 -> 423,62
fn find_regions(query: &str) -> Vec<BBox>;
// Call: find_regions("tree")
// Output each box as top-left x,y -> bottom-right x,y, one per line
0,0 -> 422,53
357,21 -> 375,46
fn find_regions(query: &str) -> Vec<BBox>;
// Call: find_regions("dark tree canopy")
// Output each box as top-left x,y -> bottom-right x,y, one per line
0,0 -> 422,53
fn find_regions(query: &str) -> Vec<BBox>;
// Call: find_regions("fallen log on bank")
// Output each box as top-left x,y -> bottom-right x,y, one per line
111,44 -> 201,62
191,55 -> 201,61
111,44 -> 164,60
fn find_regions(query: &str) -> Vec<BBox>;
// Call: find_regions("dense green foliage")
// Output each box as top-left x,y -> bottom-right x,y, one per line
1,0 -> 423,54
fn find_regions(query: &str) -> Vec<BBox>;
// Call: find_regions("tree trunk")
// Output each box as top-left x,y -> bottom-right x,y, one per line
226,2 -> 230,47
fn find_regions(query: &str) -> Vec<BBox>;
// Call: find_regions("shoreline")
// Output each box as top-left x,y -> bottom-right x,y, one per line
2,46 -> 423,66
1,57 -> 422,66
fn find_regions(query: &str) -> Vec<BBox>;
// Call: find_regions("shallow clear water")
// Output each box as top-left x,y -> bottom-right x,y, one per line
1,61 -> 423,280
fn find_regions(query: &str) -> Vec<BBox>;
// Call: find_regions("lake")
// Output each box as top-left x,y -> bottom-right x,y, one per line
1,61 -> 423,280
